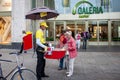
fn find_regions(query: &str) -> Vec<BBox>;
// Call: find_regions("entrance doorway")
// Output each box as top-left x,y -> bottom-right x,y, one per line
47,20 -> 111,45
67,21 -> 85,38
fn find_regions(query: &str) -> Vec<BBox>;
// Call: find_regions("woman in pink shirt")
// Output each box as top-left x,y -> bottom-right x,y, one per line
64,31 -> 77,77
75,31 -> 81,50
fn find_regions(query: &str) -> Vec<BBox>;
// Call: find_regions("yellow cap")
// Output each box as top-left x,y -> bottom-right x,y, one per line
40,21 -> 48,27
26,31 -> 32,35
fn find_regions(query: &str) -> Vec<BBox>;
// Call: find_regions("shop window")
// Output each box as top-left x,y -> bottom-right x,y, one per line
89,21 -> 97,41
101,0 -> 111,12
54,0 -> 71,14
44,0 -> 55,9
62,0 -> 70,7
99,21 -> 108,41
56,24 -> 64,39
111,21 -> 120,42
46,22 -> 55,41
67,24 -> 76,38
77,23 -> 85,39
31,0 -> 36,8
0,17 -> 11,44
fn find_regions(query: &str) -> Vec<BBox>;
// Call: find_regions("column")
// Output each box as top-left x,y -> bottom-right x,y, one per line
63,21 -> 66,29
97,21 -> 99,45
85,20 -> 89,46
75,22 -> 77,35
12,0 -> 26,42
108,20 -> 111,46
85,20 -> 89,31
53,21 -> 56,42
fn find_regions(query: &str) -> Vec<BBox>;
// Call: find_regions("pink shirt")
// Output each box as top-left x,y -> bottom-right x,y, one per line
67,36 -> 77,59
75,34 -> 81,40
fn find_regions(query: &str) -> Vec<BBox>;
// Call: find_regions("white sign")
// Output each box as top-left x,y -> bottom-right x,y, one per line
0,0 -> 11,11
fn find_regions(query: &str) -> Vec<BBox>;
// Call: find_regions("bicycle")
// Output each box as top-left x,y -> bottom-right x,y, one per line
0,52 -> 37,80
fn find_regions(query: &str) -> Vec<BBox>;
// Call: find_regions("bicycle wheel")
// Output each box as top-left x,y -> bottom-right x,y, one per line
10,69 -> 37,80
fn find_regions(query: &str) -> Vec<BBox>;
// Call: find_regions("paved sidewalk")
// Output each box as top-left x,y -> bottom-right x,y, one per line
0,49 -> 120,80
79,46 -> 120,52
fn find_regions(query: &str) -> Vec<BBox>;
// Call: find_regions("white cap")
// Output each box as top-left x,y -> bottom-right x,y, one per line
66,31 -> 72,35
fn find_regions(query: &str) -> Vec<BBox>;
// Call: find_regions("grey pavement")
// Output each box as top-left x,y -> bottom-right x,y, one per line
0,48 -> 120,80
78,45 -> 120,52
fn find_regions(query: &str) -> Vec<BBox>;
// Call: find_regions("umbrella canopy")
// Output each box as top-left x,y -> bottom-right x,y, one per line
25,7 -> 59,20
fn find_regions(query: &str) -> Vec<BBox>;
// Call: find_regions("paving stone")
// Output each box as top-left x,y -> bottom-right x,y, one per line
0,48 -> 120,80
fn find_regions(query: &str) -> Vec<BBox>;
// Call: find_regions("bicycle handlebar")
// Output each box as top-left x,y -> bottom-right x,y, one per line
0,52 -> 22,63
0,53 -> 16,63
0,52 -> 24,66
0,59 -> 12,63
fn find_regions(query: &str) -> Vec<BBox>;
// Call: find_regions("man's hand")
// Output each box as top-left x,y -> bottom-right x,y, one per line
44,47 -> 48,52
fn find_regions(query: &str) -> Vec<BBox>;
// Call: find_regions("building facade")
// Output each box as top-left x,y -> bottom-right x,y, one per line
0,0 -> 120,47
47,0 -> 120,45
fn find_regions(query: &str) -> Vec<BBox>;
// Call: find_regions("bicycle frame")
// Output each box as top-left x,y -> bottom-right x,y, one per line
0,52 -> 37,80
0,52 -> 24,80
4,65 -> 18,79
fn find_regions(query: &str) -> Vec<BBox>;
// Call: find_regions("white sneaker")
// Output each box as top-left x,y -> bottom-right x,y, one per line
66,72 -> 69,74
67,74 -> 72,77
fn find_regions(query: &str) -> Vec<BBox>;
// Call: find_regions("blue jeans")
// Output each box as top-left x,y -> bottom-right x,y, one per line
59,57 -> 64,69
83,38 -> 87,49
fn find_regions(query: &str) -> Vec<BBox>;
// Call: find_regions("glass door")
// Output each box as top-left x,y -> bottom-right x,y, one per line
88,20 -> 108,45
66,21 -> 85,38
99,21 -> 108,42
111,21 -> 120,42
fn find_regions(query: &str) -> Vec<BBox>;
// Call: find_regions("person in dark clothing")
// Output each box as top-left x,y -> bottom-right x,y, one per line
82,31 -> 92,49
36,21 -> 49,80
82,31 -> 87,49
19,30 -> 27,53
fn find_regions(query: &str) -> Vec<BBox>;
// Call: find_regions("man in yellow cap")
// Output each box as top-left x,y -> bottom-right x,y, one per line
36,21 -> 49,80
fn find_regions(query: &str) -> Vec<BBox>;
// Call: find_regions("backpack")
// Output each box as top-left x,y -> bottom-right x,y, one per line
86,32 -> 91,39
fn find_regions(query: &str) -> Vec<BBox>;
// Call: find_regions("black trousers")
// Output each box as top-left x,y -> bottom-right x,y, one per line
36,46 -> 46,80
19,42 -> 27,53
19,42 -> 24,53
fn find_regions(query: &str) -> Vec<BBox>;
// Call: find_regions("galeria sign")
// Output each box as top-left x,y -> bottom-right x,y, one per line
72,0 -> 103,18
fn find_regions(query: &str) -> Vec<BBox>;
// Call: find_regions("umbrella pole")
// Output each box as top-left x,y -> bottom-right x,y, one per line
32,20 -> 37,58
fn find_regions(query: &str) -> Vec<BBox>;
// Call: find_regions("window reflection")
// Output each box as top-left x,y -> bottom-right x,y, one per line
89,21 -> 97,41
111,21 -> 120,42
99,21 -> 108,41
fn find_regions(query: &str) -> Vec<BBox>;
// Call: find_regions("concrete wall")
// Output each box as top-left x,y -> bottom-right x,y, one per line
12,0 -> 31,43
